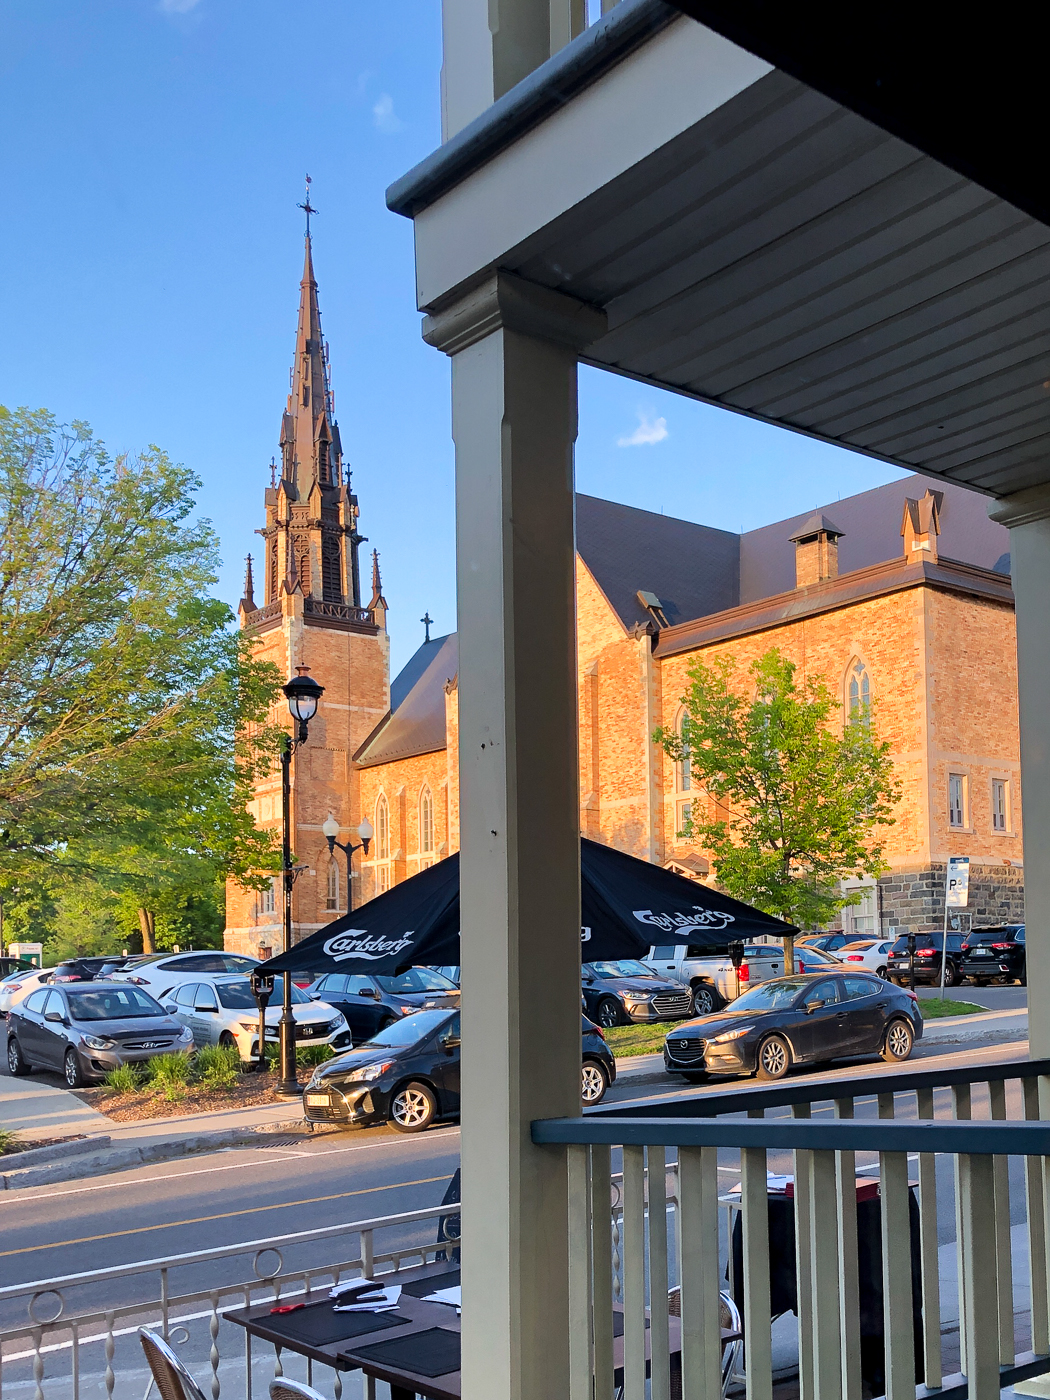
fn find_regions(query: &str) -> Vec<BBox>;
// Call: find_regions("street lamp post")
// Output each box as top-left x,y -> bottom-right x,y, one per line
321,814 -> 374,911
277,665 -> 324,1097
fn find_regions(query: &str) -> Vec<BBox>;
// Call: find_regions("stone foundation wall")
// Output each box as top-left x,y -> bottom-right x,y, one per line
879,863 -> 1025,935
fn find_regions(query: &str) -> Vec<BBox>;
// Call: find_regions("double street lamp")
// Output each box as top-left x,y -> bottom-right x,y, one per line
321,813 -> 373,911
276,665 -> 324,1097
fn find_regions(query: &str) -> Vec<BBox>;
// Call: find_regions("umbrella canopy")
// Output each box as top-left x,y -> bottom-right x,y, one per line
263,838 -> 795,980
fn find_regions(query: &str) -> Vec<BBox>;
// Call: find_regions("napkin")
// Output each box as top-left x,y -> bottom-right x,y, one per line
422,1285 -> 462,1310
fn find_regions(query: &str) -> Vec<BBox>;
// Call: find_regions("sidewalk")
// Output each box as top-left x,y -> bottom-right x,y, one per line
0,1075 -> 112,1138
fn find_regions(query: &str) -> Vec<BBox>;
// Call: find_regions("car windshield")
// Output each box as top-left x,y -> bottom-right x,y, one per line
360,1010 -> 453,1049
890,937 -> 937,953
66,986 -> 164,1021
374,968 -> 458,994
731,979 -> 815,1012
588,961 -> 656,980
798,948 -> 837,962
214,977 -> 309,1008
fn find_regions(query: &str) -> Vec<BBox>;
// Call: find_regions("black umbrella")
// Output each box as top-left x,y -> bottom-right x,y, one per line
263,838 -> 795,979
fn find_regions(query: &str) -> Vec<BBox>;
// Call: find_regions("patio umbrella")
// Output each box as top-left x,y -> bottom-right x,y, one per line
263,838 -> 795,979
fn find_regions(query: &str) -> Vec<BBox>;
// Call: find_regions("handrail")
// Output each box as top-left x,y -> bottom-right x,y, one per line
590,1055 -> 1050,1119
532,1114 -> 1050,1153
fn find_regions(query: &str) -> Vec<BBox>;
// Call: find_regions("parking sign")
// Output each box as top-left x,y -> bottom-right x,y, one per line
946,856 -> 970,908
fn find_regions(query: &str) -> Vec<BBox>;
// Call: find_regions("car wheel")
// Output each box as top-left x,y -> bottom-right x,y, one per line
690,984 -> 720,1016
219,1031 -> 238,1049
876,966 -> 889,980
389,1081 -> 437,1133
881,1018 -> 914,1063
581,1060 -> 610,1105
6,1035 -> 29,1076
596,997 -> 622,1029
64,1047 -> 85,1088
943,963 -> 959,988
755,1035 -> 791,1081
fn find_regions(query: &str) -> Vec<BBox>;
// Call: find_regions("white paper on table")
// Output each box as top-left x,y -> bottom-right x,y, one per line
332,1284 -> 402,1313
422,1286 -> 462,1308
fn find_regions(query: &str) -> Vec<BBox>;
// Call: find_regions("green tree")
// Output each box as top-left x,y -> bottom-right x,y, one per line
655,648 -> 901,928
0,407 -> 283,946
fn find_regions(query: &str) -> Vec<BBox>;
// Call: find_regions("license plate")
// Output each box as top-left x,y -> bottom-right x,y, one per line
972,949 -> 990,957
305,1093 -> 329,1106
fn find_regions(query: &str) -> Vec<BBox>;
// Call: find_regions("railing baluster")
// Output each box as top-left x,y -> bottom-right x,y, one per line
741,1145 -> 773,1400
647,1146 -> 671,1400
622,1144 -> 647,1400
877,1093 -> 895,1120
792,1104 -> 814,1400
31,1327 -> 43,1400
360,1229 -> 374,1279
988,1079 -> 1015,1364
71,1322 -> 79,1400
959,1152 -> 999,1400
953,1081 -> 972,1377
1023,1076 -> 1050,1355
677,1145 -> 720,1400
835,1096 -> 861,1400
591,1143 -> 615,1400
879,1151 -> 914,1400
567,1144 -> 593,1400
915,1086 -> 942,1388
808,1148 -> 842,1400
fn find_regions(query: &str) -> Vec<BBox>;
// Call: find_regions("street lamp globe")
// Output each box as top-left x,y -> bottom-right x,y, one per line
322,813 -> 340,842
283,666 -> 324,730
357,818 -> 374,843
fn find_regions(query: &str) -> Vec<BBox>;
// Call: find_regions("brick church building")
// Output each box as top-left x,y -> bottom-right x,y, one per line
224,241 -> 1024,956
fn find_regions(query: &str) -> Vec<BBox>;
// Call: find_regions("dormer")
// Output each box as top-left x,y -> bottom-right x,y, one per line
789,513 -> 844,587
901,490 -> 942,560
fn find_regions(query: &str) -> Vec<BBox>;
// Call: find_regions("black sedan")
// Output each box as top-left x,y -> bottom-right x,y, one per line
306,967 -> 459,1042
960,925 -> 1026,984
7,983 -> 194,1086
886,932 -> 965,986
302,1010 -> 616,1132
582,960 -> 692,1027
663,972 -> 922,1082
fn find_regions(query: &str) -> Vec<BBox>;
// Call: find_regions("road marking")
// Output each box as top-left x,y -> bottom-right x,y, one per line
0,1128 -> 460,1206
0,1173 -> 453,1258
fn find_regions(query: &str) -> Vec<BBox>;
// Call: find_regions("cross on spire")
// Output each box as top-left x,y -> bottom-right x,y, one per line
297,173 -> 317,237
421,611 -> 433,644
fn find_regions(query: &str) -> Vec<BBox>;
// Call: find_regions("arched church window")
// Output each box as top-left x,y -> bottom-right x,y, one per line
677,710 -> 692,791
420,786 -> 434,855
322,533 -> 343,603
326,860 -> 340,912
848,660 -> 871,722
294,537 -> 311,595
375,793 -> 390,861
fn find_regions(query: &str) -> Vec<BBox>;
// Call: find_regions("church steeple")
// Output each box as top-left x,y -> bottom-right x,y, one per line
280,226 -> 341,492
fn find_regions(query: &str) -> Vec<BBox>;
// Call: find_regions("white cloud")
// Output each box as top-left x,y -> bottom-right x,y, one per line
158,0 -> 202,12
372,94 -> 405,135
617,410 -> 668,447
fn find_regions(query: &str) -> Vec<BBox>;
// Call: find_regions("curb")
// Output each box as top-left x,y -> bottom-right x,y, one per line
0,1119 -> 313,1192
0,1134 -> 108,1169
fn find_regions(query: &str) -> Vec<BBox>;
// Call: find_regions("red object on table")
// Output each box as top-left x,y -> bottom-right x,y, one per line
270,1304 -> 306,1315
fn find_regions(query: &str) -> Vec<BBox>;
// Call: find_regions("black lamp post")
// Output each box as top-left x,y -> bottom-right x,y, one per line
321,814 -> 374,912
277,665 -> 324,1097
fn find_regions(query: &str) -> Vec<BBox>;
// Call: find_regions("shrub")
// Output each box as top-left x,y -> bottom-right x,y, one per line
0,1128 -> 13,1155
296,1044 -> 335,1068
145,1051 -> 191,1100
103,1063 -> 143,1095
193,1043 -> 241,1091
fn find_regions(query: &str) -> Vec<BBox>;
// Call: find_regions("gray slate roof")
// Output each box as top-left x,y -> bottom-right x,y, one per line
355,633 -> 458,768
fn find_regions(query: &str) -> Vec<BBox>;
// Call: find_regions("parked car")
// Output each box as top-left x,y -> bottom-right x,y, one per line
835,940 -> 896,979
796,933 -> 864,954
0,956 -> 36,979
302,1009 -> 614,1133
886,932 -> 964,986
6,982 -> 194,1087
663,972 -> 922,1082
790,945 -> 844,974
582,960 -> 692,1027
306,967 -> 460,1042
959,926 -> 1026,985
112,950 -> 260,996
160,975 -> 351,1061
49,956 -> 123,983
0,967 -> 53,1019
643,944 -> 785,1015
426,966 -> 461,986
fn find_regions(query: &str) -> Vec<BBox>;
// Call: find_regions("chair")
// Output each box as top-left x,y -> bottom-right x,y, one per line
667,1286 -> 743,1400
270,1382 -> 328,1400
138,1329 -> 208,1400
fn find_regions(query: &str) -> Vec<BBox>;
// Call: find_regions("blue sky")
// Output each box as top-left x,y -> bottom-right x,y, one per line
0,1 -> 905,676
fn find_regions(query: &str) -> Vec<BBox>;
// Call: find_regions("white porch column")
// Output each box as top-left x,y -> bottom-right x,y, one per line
424,272 -> 606,1400
990,485 -> 1050,1057
440,0 -> 556,140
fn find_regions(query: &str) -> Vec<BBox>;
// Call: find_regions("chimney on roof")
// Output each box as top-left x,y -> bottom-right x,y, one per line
789,514 -> 844,588
901,489 -> 942,561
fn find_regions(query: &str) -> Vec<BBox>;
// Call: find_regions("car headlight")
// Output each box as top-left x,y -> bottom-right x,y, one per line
237,1021 -> 260,1032
82,1034 -> 115,1050
333,1060 -> 395,1084
622,992 -> 652,1004
176,1025 -> 193,1039
710,1026 -> 752,1043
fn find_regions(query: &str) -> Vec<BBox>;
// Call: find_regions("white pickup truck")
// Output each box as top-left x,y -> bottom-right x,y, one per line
643,942 -> 787,1015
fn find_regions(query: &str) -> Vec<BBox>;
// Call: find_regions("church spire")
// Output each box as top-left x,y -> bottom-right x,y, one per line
279,178 -> 341,494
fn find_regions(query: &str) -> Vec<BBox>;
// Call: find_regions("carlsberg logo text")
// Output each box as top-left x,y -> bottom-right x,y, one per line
632,907 -> 736,933
323,931 -> 415,962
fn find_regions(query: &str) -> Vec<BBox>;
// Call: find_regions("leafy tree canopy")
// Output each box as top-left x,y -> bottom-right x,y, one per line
0,407 -> 284,945
656,648 -> 901,928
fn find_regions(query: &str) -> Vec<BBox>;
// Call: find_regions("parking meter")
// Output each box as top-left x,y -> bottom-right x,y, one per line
249,970 -> 275,1072
906,931 -> 917,991
728,940 -> 745,999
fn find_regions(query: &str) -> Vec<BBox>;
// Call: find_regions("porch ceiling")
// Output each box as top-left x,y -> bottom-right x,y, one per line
507,68 -> 1050,499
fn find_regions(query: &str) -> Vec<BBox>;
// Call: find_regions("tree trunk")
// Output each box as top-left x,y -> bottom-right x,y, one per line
138,907 -> 156,955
